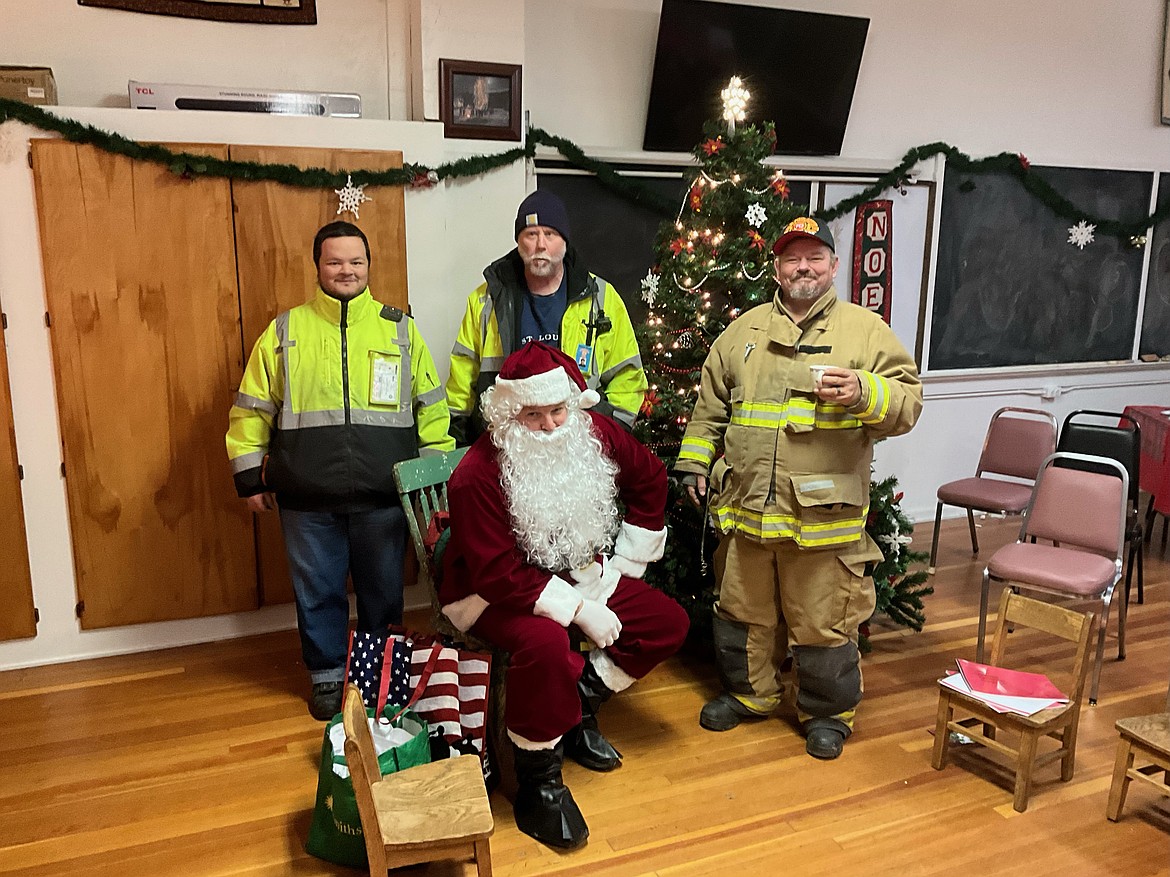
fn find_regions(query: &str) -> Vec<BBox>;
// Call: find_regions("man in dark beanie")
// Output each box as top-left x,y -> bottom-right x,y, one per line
446,189 -> 647,445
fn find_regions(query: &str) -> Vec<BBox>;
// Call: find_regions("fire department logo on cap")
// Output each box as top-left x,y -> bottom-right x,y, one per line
772,214 -> 835,255
524,213 -> 540,227
784,217 -> 820,235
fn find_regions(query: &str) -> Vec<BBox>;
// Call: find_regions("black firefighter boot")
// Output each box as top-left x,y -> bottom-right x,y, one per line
512,742 -> 589,850
564,660 -> 623,771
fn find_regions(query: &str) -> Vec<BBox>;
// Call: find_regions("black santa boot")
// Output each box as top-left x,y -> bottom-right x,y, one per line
512,741 -> 589,850
564,659 -> 623,771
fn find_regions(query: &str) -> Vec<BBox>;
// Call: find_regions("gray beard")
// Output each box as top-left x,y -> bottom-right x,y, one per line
492,409 -> 620,571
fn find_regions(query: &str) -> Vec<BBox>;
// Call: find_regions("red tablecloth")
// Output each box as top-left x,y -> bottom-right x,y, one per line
1122,405 -> 1170,514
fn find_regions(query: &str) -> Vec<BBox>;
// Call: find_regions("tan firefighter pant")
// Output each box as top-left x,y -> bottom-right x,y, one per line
713,531 -> 880,727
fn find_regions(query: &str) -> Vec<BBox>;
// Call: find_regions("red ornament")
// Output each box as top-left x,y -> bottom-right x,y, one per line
747,230 -> 766,250
701,137 -> 725,156
669,238 -> 686,256
1018,153 -> 1030,170
770,176 -> 791,200
893,491 -> 904,503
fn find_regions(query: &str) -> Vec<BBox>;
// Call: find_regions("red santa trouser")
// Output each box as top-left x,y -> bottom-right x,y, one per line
471,575 -> 689,744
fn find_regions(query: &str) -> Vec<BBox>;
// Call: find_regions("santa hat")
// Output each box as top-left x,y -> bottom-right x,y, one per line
483,341 -> 601,420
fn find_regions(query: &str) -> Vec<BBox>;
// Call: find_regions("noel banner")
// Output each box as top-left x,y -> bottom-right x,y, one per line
851,199 -> 893,325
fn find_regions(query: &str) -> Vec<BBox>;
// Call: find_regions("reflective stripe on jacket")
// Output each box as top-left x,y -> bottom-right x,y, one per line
446,247 -> 647,445
226,287 -> 453,512
675,288 -> 922,548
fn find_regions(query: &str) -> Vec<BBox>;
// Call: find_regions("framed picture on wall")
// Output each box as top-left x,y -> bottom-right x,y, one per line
439,59 -> 522,141
76,0 -> 316,24
1163,0 -> 1170,124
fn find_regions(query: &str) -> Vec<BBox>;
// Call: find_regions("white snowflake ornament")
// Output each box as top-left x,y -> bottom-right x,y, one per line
641,270 -> 660,306
745,202 -> 767,228
335,174 -> 372,219
1067,220 -> 1095,249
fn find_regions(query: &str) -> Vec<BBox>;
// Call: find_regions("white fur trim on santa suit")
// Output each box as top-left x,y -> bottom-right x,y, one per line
490,367 -> 601,411
589,648 -> 636,693
440,593 -> 490,633
508,729 -> 562,750
533,575 -> 584,627
608,521 -> 668,579
570,558 -> 621,606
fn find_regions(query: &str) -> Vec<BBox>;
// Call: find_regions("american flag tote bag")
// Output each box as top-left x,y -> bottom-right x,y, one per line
345,630 -> 494,783
405,639 -> 492,766
345,630 -> 411,712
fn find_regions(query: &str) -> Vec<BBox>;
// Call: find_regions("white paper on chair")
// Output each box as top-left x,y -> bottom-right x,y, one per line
939,672 -> 1065,717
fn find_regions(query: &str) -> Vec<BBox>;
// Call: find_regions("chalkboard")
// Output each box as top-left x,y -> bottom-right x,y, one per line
538,170 -> 812,325
928,165 -> 1152,370
1141,173 -> 1170,358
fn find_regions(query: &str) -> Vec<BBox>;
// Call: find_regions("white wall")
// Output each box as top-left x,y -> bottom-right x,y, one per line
523,0 -> 1170,169
2,0 -> 412,119
2,0 -> 1170,669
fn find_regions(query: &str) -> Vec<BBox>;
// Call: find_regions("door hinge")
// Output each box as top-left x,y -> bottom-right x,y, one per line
44,312 -> 51,328
60,461 -> 66,478
34,607 -> 40,624
75,600 -> 85,617
1,313 -> 6,331
17,464 -> 23,480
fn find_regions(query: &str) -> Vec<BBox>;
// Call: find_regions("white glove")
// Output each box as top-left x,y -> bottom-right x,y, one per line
570,558 -> 621,605
574,599 -> 622,649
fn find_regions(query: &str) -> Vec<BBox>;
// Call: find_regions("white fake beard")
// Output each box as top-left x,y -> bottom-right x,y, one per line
492,408 -> 620,571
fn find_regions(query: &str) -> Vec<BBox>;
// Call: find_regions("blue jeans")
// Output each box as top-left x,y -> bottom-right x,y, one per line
279,506 -> 407,684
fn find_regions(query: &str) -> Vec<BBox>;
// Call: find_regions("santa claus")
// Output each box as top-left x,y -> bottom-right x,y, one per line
440,341 -> 689,850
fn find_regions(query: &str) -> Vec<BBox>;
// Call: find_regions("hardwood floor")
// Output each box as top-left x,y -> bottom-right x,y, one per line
2,517 -> 1168,876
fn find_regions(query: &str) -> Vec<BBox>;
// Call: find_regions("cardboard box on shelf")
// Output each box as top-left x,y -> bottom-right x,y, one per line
0,67 -> 57,105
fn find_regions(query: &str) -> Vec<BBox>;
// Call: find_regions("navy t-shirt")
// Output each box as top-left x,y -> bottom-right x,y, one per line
518,276 -> 568,348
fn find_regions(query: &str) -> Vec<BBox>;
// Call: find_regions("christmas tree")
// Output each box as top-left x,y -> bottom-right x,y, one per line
633,79 -> 932,641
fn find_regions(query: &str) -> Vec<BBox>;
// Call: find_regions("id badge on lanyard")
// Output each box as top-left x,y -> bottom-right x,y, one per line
574,343 -> 594,373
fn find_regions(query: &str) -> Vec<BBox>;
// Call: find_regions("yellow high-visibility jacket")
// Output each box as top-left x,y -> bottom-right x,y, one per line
446,248 -> 647,445
675,288 -> 922,548
226,287 -> 453,512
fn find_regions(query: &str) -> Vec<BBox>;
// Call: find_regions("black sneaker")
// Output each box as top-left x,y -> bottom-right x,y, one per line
309,681 -> 344,720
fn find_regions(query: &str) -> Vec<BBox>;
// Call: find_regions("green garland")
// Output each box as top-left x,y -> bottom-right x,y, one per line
0,96 -> 1164,240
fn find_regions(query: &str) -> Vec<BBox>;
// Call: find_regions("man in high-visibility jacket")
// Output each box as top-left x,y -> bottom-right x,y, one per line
675,217 -> 922,760
446,190 -> 647,445
226,221 -> 453,720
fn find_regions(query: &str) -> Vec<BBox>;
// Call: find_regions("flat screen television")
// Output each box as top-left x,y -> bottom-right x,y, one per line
643,0 -> 869,155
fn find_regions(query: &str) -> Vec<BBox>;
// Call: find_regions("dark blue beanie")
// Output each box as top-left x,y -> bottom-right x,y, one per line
514,190 -> 571,244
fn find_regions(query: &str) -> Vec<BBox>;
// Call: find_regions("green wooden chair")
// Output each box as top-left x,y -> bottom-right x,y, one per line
393,446 -> 469,636
392,447 -> 515,797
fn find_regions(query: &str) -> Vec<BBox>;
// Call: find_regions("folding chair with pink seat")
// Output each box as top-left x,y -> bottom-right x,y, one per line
977,451 -> 1129,705
928,407 -> 1058,574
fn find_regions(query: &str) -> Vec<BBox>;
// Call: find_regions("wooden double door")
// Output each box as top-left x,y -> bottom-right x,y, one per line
30,141 -> 409,629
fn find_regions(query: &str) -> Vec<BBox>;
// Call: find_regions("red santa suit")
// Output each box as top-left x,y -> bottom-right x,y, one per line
439,373 -> 689,746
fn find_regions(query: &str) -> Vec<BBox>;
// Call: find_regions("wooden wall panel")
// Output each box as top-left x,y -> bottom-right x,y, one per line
0,302 -> 35,641
229,146 -> 409,606
31,141 -> 258,629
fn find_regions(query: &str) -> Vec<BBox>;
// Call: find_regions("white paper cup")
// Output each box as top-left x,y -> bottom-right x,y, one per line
809,364 -> 831,387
